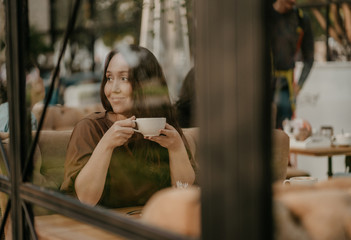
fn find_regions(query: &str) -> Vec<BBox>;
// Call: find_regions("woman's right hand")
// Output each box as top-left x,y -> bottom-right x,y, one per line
102,116 -> 136,149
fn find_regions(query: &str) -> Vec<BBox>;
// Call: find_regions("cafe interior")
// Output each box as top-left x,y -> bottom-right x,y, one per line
1,0 -> 351,239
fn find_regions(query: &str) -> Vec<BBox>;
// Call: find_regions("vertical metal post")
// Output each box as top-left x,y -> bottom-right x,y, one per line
327,156 -> 333,178
196,0 -> 272,239
50,0 -> 56,45
89,0 -> 95,71
326,1 -> 330,61
4,0 -> 30,238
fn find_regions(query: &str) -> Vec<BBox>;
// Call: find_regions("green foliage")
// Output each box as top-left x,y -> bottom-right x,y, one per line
29,27 -> 53,63
305,9 -> 325,39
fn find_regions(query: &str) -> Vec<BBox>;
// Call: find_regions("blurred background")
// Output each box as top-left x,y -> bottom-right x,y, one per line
0,0 -> 194,107
1,0 -> 351,180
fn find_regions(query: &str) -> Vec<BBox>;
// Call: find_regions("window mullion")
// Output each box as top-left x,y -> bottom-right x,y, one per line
5,0 -> 30,238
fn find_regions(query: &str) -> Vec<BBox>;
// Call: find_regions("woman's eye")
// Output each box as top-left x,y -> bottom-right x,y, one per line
106,76 -> 112,81
121,76 -> 129,81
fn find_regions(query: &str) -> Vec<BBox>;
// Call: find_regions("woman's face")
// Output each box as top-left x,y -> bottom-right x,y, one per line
104,53 -> 133,115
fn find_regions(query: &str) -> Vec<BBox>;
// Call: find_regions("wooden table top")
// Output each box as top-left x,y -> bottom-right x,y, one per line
35,206 -> 143,240
290,145 -> 351,157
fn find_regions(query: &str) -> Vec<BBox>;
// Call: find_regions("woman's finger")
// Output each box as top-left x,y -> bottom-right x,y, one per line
115,116 -> 136,127
112,125 -> 134,134
160,128 -> 176,137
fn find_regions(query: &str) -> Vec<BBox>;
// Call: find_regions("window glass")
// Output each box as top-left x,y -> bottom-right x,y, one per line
272,0 -> 351,182
24,0 -> 199,238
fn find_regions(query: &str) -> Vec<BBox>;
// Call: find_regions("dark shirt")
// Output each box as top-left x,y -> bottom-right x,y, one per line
271,7 -> 314,87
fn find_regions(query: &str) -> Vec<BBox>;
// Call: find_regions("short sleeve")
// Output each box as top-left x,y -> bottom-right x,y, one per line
60,118 -> 104,195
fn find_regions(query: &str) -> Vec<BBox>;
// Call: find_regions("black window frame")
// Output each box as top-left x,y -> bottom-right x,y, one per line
1,0 -> 274,239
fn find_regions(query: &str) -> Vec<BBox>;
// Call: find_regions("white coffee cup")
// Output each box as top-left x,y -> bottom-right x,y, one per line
133,118 -> 166,137
283,176 -> 318,186
332,133 -> 351,146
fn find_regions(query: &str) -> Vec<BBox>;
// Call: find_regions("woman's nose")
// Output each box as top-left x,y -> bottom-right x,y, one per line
112,80 -> 121,93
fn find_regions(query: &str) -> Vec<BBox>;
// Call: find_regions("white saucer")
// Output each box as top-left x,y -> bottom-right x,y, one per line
333,142 -> 351,147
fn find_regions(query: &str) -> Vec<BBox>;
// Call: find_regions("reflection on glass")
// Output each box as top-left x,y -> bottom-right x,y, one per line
23,0 -> 199,238
60,45 -> 196,209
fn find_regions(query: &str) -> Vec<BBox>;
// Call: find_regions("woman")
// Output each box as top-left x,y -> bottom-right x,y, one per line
61,45 -> 195,208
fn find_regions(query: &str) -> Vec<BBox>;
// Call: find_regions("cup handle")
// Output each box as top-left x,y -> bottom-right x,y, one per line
132,120 -> 141,133
283,180 -> 290,185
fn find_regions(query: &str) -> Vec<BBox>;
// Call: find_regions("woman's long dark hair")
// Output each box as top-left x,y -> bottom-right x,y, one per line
100,45 -> 196,173
175,67 -> 195,128
101,45 -> 174,122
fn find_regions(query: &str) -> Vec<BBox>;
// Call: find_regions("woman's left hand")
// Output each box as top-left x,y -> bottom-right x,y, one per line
148,123 -> 195,185
145,123 -> 183,151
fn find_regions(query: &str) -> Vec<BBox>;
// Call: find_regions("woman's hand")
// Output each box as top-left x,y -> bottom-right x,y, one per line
147,123 -> 195,185
102,116 -> 136,149
145,123 -> 183,151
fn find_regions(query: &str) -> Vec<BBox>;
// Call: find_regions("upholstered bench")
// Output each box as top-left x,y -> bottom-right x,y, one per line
31,104 -> 104,130
0,130 -> 72,216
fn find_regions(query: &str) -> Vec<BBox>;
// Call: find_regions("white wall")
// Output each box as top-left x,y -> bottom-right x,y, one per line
29,0 -> 50,32
294,62 -> 351,181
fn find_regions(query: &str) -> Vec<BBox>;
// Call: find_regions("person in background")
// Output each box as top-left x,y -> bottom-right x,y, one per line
61,45 -> 196,208
271,0 -> 314,129
175,67 -> 196,128
0,61 -> 45,132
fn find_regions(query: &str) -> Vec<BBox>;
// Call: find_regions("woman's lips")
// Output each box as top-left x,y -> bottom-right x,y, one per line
110,97 -> 131,106
111,97 -> 125,102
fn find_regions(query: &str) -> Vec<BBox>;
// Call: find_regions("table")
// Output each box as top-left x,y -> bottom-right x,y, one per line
290,145 -> 351,177
35,206 -> 143,240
